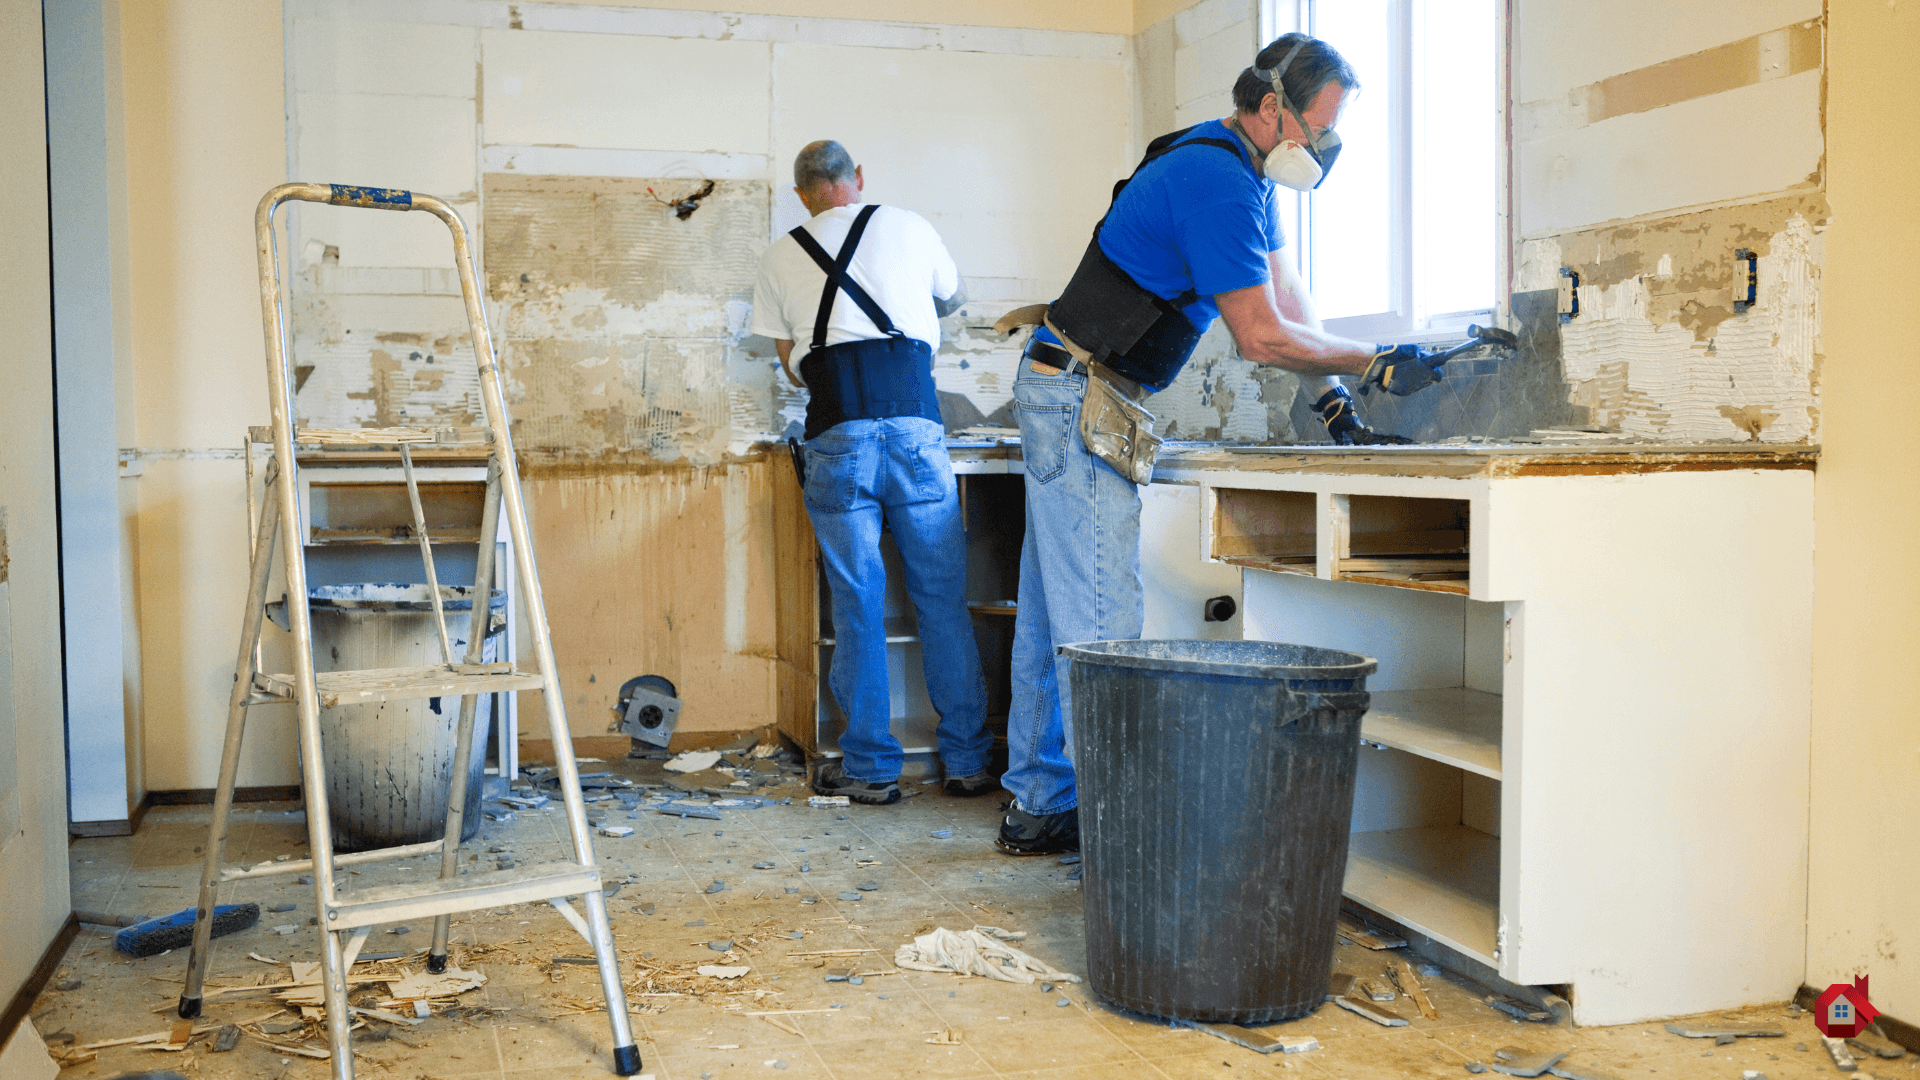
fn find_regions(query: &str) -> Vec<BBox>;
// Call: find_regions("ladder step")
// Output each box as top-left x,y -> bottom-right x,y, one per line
325,862 -> 602,930
254,665 -> 546,707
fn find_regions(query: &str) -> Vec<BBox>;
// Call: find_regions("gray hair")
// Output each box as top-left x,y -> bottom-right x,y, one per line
794,141 -> 857,190
1233,33 -> 1358,114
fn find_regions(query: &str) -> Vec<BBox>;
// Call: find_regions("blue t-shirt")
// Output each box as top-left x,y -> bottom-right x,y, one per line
1040,120 -> 1282,350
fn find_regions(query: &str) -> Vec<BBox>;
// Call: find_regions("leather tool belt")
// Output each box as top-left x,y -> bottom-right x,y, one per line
999,306 -> 1161,486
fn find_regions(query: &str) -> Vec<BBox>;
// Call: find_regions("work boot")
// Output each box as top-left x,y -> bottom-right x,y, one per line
811,761 -> 900,805
995,802 -> 1079,856
941,770 -> 1001,798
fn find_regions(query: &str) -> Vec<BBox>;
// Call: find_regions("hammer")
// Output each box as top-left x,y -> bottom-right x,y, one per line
1426,323 -> 1518,366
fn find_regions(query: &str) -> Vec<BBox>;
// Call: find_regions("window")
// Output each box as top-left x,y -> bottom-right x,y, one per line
1264,0 -> 1502,343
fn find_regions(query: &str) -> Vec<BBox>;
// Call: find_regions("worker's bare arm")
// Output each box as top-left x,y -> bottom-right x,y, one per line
775,339 -> 802,387
1216,281 -> 1374,376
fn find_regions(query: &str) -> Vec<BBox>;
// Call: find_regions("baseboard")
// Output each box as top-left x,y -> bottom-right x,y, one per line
67,786 -> 160,839
1796,984 -> 1918,1052
0,912 -> 78,1057
148,785 -> 302,806
68,818 -> 132,838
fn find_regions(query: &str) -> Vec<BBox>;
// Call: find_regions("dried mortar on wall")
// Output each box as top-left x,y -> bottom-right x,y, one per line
1517,192 -> 1829,444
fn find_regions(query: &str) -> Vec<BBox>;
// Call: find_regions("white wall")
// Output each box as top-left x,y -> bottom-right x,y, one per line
121,0 -> 290,790
1809,0 -> 1920,1033
0,0 -> 77,1025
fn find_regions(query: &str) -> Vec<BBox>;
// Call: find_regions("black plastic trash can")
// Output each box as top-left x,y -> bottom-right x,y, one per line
1063,638 -> 1377,1024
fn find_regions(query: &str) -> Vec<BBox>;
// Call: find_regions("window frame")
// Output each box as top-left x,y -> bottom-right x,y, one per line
1261,0 -> 1509,345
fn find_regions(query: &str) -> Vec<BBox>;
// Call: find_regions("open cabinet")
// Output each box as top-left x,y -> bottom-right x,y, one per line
783,443 -> 1025,770
1159,443 -> 1817,1026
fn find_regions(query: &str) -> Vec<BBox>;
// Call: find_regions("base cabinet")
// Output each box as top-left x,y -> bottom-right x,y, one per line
1160,447 -> 1816,1026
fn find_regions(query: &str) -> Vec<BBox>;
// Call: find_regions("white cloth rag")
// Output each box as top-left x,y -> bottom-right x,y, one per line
894,926 -> 1081,985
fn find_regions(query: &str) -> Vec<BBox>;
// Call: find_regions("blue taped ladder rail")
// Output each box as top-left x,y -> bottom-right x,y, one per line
328,185 -> 413,210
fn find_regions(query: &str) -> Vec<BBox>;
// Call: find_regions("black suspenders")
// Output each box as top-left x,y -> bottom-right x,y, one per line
787,204 -> 905,349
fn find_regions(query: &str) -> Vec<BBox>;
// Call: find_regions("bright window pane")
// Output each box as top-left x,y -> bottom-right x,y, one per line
1307,0 -> 1392,319
1415,0 -> 1495,317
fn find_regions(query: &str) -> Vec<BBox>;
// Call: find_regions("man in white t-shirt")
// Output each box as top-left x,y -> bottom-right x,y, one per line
750,141 -> 992,805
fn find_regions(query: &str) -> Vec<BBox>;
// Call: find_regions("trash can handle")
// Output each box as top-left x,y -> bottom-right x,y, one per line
1278,690 -> 1372,728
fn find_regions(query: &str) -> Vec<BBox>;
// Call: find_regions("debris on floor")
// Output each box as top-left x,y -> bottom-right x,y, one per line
1338,913 -> 1407,950
1178,1019 -> 1318,1054
662,749 -> 722,773
1486,993 -> 1556,1022
1489,1046 -> 1568,1076
1848,1028 -> 1909,1059
893,926 -> 1081,985
1332,991 -> 1409,1027
1824,1035 -> 1860,1071
925,1026 -> 964,1045
1663,1019 -> 1785,1039
696,965 -> 750,979
1391,959 -> 1440,1019
808,795 -> 851,807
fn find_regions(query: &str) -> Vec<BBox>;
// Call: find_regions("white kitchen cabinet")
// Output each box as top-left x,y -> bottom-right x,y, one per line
1155,444 -> 1817,1026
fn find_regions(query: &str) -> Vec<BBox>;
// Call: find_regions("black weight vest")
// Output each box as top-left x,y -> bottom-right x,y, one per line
1047,126 -> 1253,392
790,204 -> 943,440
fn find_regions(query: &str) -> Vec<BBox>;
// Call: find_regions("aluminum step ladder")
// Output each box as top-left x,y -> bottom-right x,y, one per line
176,183 -> 642,1078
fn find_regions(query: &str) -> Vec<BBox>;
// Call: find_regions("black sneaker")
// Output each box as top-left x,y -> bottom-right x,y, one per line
811,761 -> 901,805
995,803 -> 1079,856
941,771 -> 1001,798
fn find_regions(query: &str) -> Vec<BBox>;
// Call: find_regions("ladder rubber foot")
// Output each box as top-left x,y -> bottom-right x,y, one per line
613,1045 -> 642,1076
426,951 -> 448,975
178,994 -> 202,1019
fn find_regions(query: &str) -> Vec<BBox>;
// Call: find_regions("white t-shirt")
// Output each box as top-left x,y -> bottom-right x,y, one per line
750,203 -> 959,368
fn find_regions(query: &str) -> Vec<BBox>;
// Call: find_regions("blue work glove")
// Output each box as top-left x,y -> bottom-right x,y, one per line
1362,344 -> 1446,396
1312,386 -> 1412,446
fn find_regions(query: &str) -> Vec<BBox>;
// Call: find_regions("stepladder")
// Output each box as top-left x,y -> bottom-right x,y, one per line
178,183 -> 642,1078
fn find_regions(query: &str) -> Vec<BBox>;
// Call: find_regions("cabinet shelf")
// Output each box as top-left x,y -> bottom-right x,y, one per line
1361,689 -> 1502,779
815,712 -> 942,758
1345,824 -> 1499,967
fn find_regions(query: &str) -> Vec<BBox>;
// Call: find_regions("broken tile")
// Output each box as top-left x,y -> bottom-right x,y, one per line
1664,1021 -> 1785,1040
707,940 -> 734,952
1177,1020 -> 1318,1054
1847,1030 -> 1907,1060
1333,994 -> 1409,1027
1489,1046 -> 1568,1077
1823,1036 -> 1859,1072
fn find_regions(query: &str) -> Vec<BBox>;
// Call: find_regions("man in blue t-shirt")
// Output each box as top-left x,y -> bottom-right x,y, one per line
994,33 -> 1451,856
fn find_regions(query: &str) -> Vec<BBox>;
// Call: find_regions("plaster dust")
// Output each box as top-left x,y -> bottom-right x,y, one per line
485,174 -> 778,465
1517,193 -> 1828,443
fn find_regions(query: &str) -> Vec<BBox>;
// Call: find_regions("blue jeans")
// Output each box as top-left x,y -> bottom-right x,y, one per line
1004,355 -> 1144,815
804,417 -> 990,783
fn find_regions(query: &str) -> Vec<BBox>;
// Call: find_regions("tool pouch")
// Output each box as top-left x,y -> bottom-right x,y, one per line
1079,365 -> 1161,486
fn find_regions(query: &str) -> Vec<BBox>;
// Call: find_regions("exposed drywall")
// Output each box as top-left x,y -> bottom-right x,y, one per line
0,0 -> 76,1019
485,175 -> 775,464
1167,0 -> 1255,130
1515,192 -> 1828,443
1515,7 -> 1825,236
1808,0 -> 1920,1031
